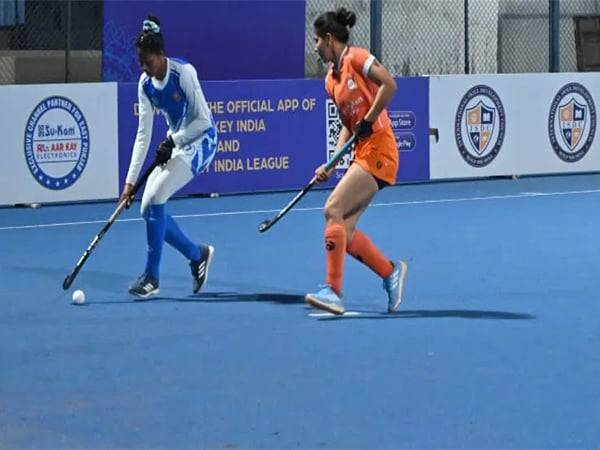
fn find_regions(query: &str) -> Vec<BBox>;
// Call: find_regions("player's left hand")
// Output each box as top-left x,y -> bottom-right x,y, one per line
155,136 -> 175,165
314,164 -> 334,183
355,119 -> 373,140
119,183 -> 135,208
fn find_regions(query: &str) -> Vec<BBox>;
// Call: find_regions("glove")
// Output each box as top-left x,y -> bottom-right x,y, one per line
155,136 -> 175,165
355,119 -> 373,140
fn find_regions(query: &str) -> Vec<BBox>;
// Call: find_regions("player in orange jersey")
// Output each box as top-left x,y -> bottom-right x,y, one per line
305,8 -> 408,315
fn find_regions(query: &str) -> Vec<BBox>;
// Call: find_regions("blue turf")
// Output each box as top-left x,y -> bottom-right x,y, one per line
1,174 -> 600,449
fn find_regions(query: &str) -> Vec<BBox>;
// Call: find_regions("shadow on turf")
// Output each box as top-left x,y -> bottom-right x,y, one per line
85,292 -> 305,305
316,309 -> 536,321
188,292 -> 305,304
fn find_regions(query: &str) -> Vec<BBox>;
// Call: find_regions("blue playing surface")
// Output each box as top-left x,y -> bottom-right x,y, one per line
1,174 -> 599,449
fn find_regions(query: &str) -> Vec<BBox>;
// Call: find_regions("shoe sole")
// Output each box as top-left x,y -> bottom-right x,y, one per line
129,288 -> 160,300
388,260 -> 408,313
193,245 -> 214,294
305,294 -> 345,315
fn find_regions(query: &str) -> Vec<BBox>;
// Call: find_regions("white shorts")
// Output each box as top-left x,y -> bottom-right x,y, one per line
172,126 -> 217,176
140,126 -> 217,217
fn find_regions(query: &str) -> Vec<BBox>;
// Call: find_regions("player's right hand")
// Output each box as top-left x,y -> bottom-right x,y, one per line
314,164 -> 333,183
119,183 -> 134,208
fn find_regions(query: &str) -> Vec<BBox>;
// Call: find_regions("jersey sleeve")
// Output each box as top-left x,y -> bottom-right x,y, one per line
169,64 -> 212,148
349,47 -> 376,78
125,75 -> 154,185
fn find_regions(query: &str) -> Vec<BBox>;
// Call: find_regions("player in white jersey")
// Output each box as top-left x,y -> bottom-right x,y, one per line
120,16 -> 217,298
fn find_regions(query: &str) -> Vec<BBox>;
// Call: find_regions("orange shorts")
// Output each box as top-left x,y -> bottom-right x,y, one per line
352,128 -> 398,186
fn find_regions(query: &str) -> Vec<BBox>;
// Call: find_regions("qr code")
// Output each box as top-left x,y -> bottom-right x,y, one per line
326,99 -> 353,171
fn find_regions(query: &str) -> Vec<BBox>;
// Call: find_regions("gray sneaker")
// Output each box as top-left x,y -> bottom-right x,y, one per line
305,285 -> 345,315
128,272 -> 160,299
383,261 -> 408,313
190,245 -> 214,294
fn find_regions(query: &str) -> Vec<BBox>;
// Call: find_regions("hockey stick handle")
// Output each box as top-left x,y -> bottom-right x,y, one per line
323,134 -> 357,172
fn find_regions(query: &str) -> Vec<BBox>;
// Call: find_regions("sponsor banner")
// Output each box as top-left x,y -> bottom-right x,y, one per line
118,77 -> 430,195
118,79 -> 329,195
430,73 -> 600,179
0,83 -> 119,205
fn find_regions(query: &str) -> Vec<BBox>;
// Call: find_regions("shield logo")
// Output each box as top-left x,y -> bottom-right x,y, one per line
559,98 -> 586,150
465,101 -> 495,155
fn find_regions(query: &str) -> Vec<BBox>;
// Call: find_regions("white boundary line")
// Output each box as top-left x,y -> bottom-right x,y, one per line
308,311 -> 363,317
1,188 -> 600,232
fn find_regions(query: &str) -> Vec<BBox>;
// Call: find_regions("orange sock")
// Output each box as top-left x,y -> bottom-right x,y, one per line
325,223 -> 346,295
347,229 -> 393,278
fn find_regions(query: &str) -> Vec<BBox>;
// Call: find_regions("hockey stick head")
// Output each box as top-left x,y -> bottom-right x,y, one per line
258,218 -> 274,233
63,273 -> 75,290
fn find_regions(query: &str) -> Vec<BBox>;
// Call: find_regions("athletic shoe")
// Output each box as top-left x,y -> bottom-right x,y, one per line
128,272 -> 160,299
305,285 -> 345,315
383,260 -> 408,313
190,245 -> 214,294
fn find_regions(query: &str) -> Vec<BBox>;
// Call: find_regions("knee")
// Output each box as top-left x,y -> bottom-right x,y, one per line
141,200 -> 164,220
140,198 -> 154,219
323,201 -> 343,223
345,224 -> 356,240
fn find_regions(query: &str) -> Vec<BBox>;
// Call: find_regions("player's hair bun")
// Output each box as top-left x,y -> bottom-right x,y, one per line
142,15 -> 161,33
137,14 -> 164,54
335,8 -> 356,28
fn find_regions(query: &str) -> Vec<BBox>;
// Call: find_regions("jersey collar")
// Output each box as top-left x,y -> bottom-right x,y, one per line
152,57 -> 171,89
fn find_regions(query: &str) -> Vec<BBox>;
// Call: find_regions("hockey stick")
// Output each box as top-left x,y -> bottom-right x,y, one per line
62,161 -> 159,290
258,135 -> 357,233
